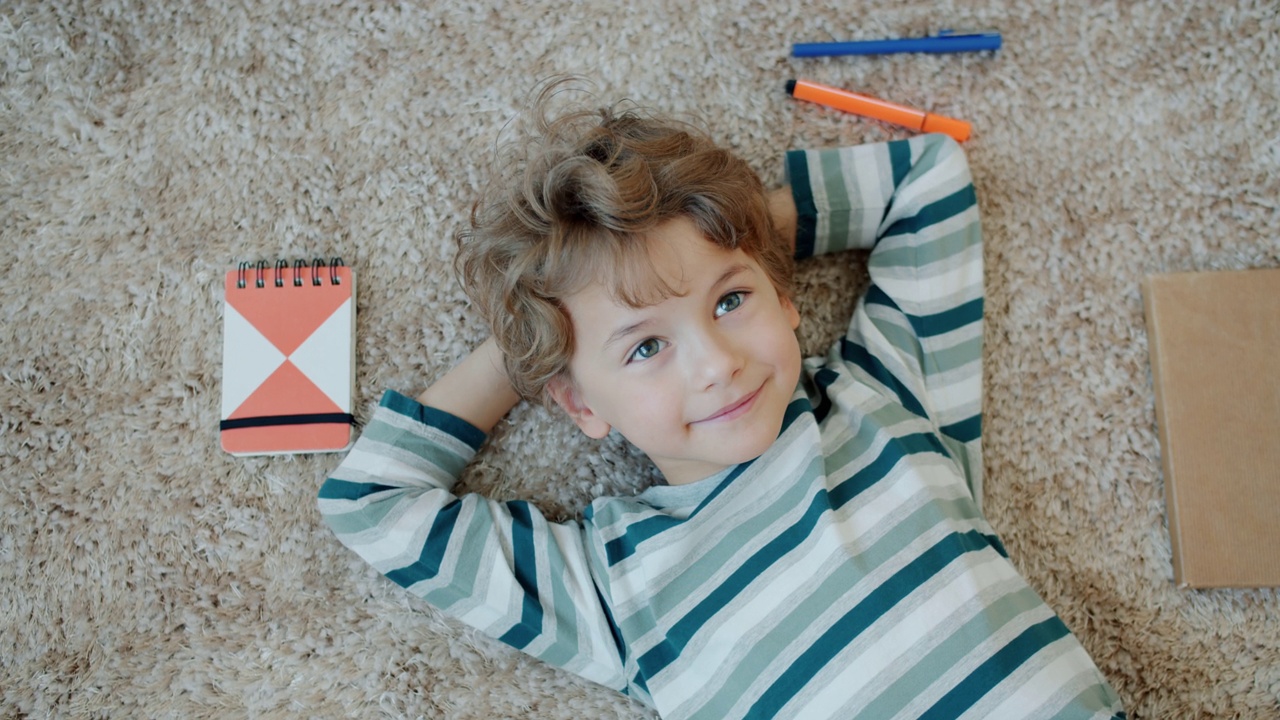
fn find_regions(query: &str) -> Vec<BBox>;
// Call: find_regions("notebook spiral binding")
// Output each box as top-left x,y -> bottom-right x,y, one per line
235,257 -> 346,290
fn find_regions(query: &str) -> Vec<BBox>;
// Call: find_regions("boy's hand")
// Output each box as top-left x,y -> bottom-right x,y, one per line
767,186 -> 797,254
416,337 -> 521,434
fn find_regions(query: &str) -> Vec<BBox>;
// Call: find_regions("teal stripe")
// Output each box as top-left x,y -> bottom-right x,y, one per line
786,150 -> 818,259
605,514 -> 683,566
635,486 -> 838,679
423,500 -> 498,607
317,477 -> 398,501
908,297 -> 984,339
498,501 -> 544,649
888,139 -> 912,189
695,497 -> 1001,719
883,184 -> 976,238
687,465 -> 746,519
941,414 -> 981,443
829,432 -> 946,510
857,587 -> 1047,719
746,529 -> 993,719
918,616 -> 1072,720
840,338 -> 928,419
385,498 -> 462,587
621,455 -> 824,637
635,432 -> 947,681
606,448 -> 768,567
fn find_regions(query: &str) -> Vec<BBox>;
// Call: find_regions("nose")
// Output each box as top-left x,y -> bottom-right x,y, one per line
686,326 -> 743,389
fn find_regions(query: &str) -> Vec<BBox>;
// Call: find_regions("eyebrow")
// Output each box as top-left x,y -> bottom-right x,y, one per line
604,319 -> 655,351
601,263 -> 753,351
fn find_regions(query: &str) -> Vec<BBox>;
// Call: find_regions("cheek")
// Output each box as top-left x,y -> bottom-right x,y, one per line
614,376 -> 682,428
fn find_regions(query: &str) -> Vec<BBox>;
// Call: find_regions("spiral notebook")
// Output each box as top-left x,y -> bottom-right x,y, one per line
220,258 -> 356,456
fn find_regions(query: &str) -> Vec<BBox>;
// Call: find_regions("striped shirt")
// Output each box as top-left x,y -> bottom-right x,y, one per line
319,134 -> 1125,719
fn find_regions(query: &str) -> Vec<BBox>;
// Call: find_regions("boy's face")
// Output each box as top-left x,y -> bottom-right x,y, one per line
549,216 -> 802,486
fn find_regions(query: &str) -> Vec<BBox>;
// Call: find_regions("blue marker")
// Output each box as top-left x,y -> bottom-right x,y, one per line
792,29 -> 1002,57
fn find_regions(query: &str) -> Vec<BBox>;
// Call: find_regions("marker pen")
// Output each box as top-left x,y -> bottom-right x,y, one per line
786,79 -> 972,143
792,30 -> 1002,57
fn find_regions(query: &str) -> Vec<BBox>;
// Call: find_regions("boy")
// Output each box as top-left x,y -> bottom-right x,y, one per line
318,96 -> 1124,718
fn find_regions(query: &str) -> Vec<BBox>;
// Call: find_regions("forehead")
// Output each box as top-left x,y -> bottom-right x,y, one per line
562,217 -> 752,334
640,216 -> 739,288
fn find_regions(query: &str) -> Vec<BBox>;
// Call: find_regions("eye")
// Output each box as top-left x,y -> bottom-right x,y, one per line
714,291 -> 747,317
628,338 -> 665,363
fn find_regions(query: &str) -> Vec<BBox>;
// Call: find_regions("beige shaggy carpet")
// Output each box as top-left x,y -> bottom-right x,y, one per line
3,1 -> 1279,718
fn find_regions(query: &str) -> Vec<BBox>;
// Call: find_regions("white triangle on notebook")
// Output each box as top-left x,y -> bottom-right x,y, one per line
290,297 -> 353,412
221,303 -> 287,417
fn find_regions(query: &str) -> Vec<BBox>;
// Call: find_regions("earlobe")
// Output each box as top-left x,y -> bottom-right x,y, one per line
546,375 -> 613,440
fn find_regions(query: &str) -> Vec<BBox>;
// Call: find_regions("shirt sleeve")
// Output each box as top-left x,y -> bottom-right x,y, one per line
786,134 -> 985,504
317,390 -> 628,692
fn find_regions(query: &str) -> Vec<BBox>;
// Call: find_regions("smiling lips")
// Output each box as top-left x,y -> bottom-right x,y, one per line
693,383 -> 765,425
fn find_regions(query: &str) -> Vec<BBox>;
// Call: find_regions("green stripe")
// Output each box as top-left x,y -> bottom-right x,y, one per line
858,587 -> 1048,719
619,455 -> 825,637
924,334 -> 983,376
380,389 -> 487,450
319,495 -> 398,534
868,222 -> 981,269
538,529 -> 585,669
423,500 -> 496,607
701,496 -> 1007,717
747,529 -> 994,718
635,481 -> 844,679
818,149 -> 853,254
362,420 -> 473,478
918,615 -> 1072,720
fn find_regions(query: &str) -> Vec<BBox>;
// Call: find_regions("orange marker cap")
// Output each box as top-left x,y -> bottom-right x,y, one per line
920,113 -> 971,142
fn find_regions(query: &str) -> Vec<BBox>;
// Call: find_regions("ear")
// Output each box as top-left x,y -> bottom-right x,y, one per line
546,374 -> 612,440
781,294 -> 801,330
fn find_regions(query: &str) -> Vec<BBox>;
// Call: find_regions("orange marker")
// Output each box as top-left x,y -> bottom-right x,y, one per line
787,78 -> 972,143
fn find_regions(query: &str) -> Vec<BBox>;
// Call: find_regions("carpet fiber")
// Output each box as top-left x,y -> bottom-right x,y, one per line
3,1 -> 1278,717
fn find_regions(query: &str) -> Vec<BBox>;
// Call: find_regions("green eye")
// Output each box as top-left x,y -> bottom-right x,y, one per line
631,338 -> 663,362
715,292 -> 745,317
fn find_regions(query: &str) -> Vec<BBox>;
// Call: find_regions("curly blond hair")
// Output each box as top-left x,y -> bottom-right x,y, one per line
455,82 -> 793,401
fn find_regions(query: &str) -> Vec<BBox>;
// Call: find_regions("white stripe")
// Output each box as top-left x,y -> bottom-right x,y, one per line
792,557 -> 1024,718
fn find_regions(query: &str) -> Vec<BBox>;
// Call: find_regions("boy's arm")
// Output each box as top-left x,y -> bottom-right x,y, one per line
317,348 -> 627,692
785,134 -> 984,501
416,337 -> 520,434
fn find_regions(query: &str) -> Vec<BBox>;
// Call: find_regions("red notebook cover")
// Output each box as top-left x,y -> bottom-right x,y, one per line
220,259 -> 356,456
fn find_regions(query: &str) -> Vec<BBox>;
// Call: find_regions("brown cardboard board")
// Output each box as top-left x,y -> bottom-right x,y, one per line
1142,268 -> 1280,588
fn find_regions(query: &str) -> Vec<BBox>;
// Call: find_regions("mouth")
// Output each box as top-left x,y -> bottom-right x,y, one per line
693,383 -> 765,425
